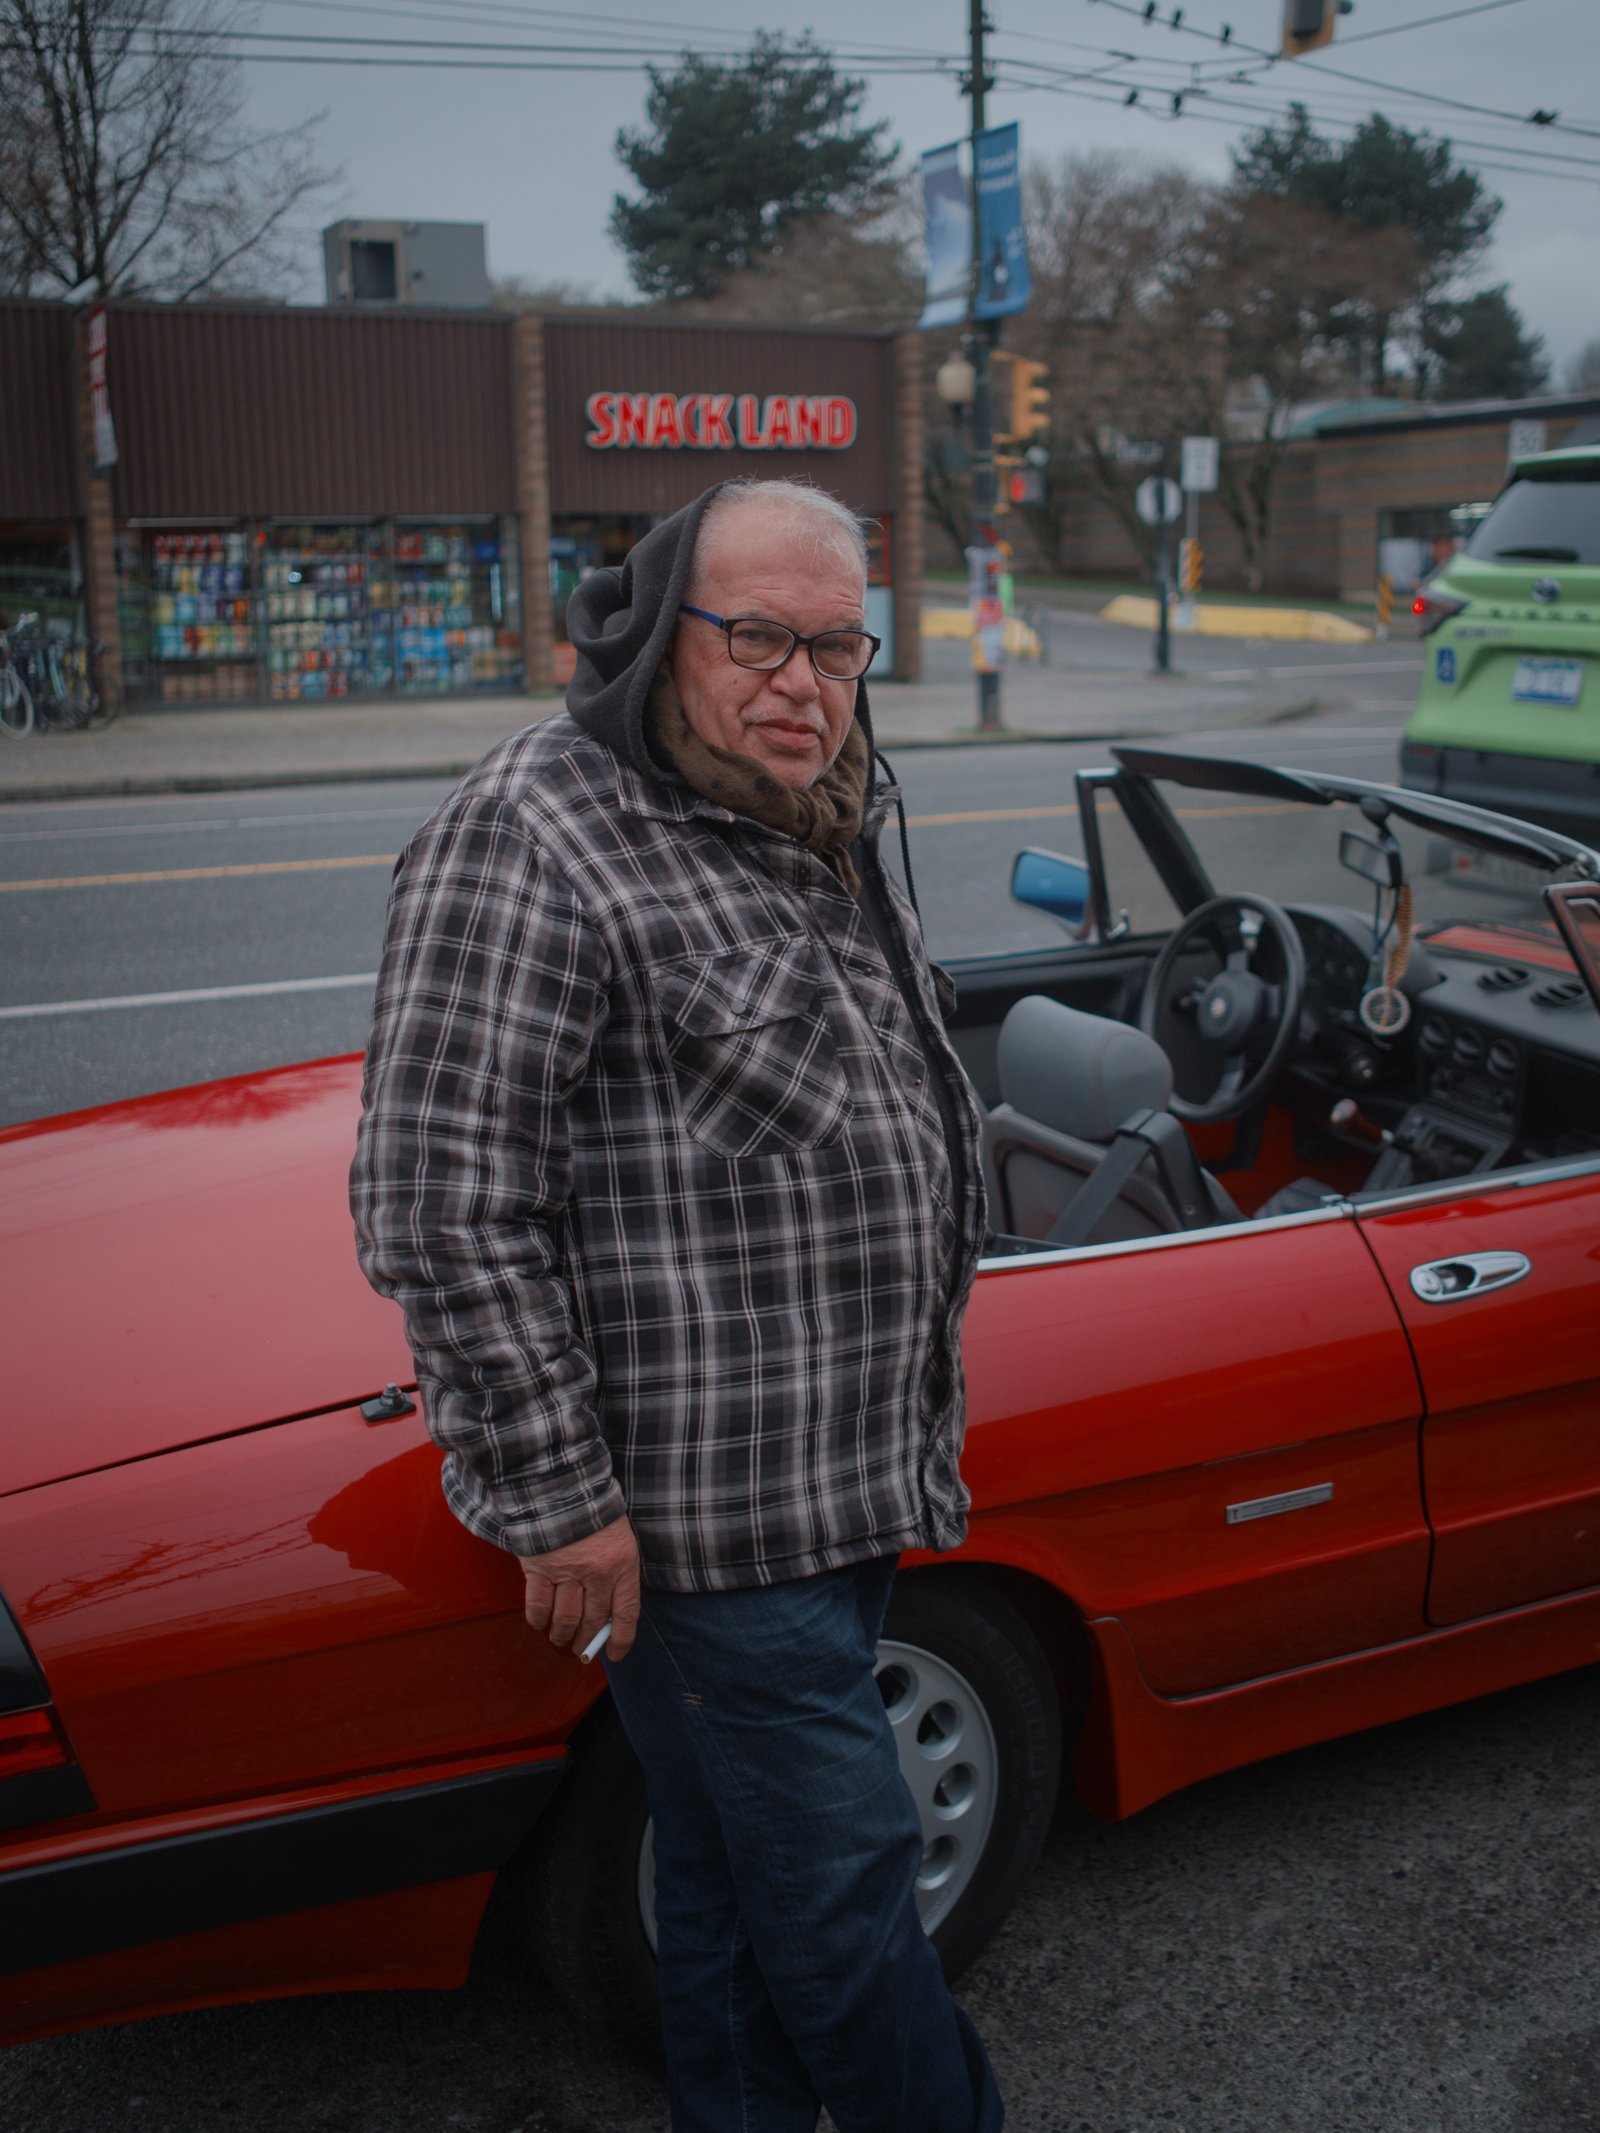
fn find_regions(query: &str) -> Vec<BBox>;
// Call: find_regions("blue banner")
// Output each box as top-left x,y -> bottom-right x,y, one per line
973,123 -> 1031,321
918,140 -> 972,331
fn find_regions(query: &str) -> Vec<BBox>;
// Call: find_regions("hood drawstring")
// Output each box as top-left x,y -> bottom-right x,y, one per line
872,748 -> 920,920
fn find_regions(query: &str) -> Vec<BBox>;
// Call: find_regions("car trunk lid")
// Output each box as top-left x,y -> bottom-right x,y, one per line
0,1057 -> 414,1499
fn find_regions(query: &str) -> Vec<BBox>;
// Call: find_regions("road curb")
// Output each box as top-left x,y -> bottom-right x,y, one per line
0,698 -> 1325,804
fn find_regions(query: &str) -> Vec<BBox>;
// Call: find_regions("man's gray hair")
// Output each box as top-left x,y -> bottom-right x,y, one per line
690,480 -> 871,596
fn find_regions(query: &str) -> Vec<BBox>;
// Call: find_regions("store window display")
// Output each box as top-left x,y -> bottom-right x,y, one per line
264,525 -> 386,700
146,529 -> 257,703
386,521 -> 520,693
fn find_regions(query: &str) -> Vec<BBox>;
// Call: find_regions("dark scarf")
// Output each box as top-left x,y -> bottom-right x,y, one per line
646,671 -> 870,893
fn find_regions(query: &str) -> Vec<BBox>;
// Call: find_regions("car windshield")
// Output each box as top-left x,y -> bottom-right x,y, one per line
1093,764 -> 1581,948
1463,470 -> 1600,567
1168,789 -> 1559,934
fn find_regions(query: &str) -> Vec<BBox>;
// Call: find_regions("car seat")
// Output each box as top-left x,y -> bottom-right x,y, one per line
983,996 -> 1242,1247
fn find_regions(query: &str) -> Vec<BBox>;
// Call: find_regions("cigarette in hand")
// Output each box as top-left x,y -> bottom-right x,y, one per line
579,1621 -> 613,1665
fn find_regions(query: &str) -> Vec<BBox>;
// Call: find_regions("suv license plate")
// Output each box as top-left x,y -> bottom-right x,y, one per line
1512,658 -> 1584,707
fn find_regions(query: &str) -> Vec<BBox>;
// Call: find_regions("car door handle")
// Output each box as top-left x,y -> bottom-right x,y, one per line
1409,1250 -> 1531,1303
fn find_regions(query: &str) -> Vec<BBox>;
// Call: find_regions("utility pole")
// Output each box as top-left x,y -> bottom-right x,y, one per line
965,0 -> 1003,731
1155,437 -> 1173,674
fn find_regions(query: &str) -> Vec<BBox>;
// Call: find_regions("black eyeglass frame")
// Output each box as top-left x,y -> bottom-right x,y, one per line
678,604 -> 881,680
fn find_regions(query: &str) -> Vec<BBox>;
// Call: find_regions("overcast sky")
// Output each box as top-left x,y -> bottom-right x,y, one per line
243,0 -> 1600,378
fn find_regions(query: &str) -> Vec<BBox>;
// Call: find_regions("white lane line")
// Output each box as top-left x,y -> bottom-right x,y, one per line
0,972 -> 378,1021
1204,658 -> 1421,680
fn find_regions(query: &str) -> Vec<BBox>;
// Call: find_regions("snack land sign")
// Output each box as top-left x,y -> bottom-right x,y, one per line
586,391 -> 858,452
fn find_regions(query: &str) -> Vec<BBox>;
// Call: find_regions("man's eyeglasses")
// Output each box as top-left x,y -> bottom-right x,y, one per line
679,605 -> 880,681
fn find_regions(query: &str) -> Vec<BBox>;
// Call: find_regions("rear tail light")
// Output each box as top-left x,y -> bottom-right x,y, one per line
1413,585 -> 1468,637
0,1707 -> 70,1780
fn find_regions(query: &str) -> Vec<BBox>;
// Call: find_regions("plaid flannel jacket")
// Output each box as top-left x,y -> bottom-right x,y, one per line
350,714 -> 988,1592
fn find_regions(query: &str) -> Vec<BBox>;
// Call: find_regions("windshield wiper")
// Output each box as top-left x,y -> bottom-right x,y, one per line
1493,545 -> 1580,561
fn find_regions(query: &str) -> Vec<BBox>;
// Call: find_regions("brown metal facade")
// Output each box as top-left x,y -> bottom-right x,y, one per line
106,302 -> 518,521
543,317 -> 897,519
0,302 -> 79,521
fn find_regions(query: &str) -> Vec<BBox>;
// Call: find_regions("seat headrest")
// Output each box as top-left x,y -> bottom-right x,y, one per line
996,996 -> 1174,1143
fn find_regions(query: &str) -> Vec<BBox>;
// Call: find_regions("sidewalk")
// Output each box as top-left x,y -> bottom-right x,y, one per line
0,659 -> 1330,804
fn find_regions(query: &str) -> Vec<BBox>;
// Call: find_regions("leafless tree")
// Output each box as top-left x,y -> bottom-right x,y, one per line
1565,336 -> 1600,394
0,0 -> 334,299
1001,154 -> 1416,588
661,199 -> 921,331
1158,191 -> 1414,587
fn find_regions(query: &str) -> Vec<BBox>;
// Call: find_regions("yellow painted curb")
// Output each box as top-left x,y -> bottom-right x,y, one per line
921,608 -> 1043,657
1100,595 -> 1372,644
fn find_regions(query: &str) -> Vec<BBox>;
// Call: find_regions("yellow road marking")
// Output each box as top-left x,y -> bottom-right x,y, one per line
903,805 -> 1082,828
0,799 -> 1307,892
0,853 -> 400,894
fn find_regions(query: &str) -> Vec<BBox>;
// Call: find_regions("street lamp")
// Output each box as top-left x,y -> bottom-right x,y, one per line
935,349 -> 976,412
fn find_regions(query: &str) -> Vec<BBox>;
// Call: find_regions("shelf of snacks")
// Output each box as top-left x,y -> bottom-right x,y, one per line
388,524 -> 521,692
147,530 -> 260,703
263,524 -> 389,701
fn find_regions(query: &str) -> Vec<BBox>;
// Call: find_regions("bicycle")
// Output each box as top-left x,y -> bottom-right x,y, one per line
0,619 -> 113,734
36,637 -> 111,731
0,613 -> 37,737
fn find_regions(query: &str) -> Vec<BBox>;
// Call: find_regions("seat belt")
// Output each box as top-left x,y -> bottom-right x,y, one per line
1045,1108 -> 1213,1249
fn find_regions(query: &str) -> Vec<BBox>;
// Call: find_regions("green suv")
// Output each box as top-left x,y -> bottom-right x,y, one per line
1401,444 -> 1600,841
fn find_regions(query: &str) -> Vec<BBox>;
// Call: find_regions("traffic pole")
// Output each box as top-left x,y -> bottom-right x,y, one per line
1375,571 -> 1393,641
966,0 -> 1002,730
1154,440 -> 1173,674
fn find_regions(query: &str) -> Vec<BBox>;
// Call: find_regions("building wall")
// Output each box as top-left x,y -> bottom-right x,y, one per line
1312,407 -> 1600,596
106,302 -> 517,521
0,302 -> 79,521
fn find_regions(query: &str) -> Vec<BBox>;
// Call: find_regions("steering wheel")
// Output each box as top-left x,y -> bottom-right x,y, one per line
1138,894 -> 1307,1124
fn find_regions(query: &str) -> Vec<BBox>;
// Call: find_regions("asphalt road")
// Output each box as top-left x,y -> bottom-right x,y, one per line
5,1664 -> 1596,2133
0,690 -> 1417,1130
18,660 -> 1596,2130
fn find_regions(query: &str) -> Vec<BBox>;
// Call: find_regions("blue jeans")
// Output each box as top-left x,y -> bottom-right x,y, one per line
604,1556 -> 1003,2133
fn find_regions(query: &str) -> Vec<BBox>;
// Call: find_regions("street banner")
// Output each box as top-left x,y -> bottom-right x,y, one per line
87,301 -> 118,473
918,140 -> 972,330
973,123 -> 1031,321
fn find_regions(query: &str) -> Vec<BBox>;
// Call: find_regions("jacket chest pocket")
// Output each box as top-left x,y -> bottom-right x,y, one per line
655,944 -> 853,1160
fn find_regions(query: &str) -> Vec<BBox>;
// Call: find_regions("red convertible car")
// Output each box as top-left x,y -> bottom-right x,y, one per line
3,749 -> 1599,2050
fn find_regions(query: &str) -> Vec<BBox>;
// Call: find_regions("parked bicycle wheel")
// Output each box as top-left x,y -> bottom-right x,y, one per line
0,662 -> 33,738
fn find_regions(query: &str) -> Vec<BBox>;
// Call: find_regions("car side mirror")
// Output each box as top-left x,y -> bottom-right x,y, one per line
1011,848 -> 1091,934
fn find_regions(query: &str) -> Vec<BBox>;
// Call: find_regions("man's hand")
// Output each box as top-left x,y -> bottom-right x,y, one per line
519,1514 -> 641,1663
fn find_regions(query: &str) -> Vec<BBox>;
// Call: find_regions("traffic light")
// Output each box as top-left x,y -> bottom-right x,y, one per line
1281,0 -> 1349,56
989,353 -> 1049,450
1009,357 -> 1050,446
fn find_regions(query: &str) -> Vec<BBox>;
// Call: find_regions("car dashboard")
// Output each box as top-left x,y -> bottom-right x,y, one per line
1288,906 -> 1600,1182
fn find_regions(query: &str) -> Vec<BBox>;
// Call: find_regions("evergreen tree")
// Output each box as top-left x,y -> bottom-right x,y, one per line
610,33 -> 897,303
1232,105 -> 1500,386
1421,287 -> 1550,401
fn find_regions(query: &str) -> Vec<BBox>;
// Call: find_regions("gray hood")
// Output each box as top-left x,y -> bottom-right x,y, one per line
563,481 -> 874,779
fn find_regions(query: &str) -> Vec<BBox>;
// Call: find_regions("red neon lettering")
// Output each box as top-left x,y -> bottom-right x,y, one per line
702,394 -> 734,448
795,397 -> 826,448
679,394 -> 704,447
764,395 -> 795,448
616,393 -> 652,447
648,393 -> 682,448
586,392 -> 618,449
825,398 -> 857,449
738,394 -> 764,449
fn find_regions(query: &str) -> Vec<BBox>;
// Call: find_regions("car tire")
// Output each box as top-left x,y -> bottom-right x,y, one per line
506,1573 -> 1062,2049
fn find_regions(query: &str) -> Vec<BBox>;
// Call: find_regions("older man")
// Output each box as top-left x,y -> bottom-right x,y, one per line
351,479 -> 999,2132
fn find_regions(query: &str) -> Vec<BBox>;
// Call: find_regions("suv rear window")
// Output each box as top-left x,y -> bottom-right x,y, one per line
1464,470 -> 1600,567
